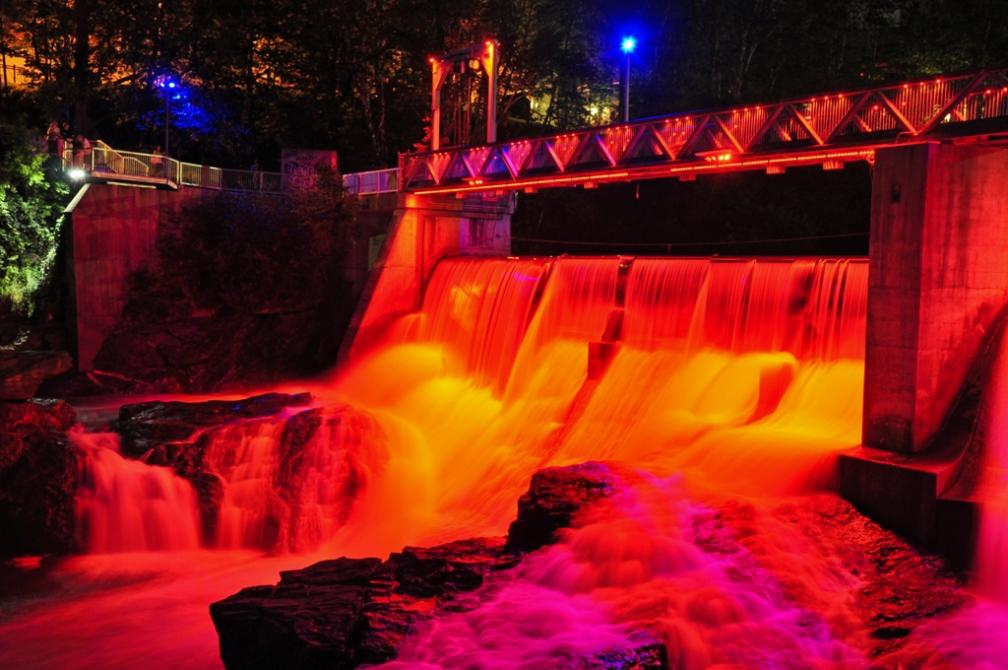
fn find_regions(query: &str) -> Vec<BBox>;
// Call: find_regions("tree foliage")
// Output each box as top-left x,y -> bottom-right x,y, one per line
0,121 -> 68,313
2,0 -> 1005,170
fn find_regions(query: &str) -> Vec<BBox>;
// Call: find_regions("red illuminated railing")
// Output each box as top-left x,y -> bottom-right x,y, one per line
400,68 -> 1008,194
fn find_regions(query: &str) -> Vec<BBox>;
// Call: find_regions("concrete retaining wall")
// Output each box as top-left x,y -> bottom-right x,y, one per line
66,183 -> 206,370
864,143 -> 1008,453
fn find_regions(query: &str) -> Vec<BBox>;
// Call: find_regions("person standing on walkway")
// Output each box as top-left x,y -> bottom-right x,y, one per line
46,121 -> 60,156
151,145 -> 164,177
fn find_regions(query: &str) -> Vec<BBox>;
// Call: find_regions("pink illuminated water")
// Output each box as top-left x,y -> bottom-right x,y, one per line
974,321 -> 1008,601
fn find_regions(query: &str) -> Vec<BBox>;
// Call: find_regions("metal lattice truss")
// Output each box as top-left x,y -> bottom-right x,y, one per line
401,68 -> 1008,194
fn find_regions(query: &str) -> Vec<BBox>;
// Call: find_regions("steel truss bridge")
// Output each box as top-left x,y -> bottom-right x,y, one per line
399,67 -> 1008,195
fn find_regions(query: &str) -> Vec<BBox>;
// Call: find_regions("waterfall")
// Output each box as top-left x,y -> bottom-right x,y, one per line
72,431 -> 201,553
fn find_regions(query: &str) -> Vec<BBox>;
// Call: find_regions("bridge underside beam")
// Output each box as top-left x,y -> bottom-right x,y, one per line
409,148 -> 877,196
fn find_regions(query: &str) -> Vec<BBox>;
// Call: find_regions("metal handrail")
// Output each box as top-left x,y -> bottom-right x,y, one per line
62,140 -> 285,193
342,167 -> 399,195
61,139 -> 401,196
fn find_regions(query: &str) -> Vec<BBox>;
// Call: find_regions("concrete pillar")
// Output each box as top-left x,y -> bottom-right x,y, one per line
864,143 -> 1008,452
343,192 -> 514,358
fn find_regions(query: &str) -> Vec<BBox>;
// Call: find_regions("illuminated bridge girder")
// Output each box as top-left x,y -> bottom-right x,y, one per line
400,68 -> 1008,195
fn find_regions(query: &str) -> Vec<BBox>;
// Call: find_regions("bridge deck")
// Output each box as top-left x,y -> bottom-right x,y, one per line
400,67 -> 1008,195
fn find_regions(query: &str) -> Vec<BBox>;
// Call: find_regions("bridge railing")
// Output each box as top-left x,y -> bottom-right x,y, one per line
63,141 -> 286,193
399,67 -> 1008,193
63,140 -> 398,196
342,167 -> 399,195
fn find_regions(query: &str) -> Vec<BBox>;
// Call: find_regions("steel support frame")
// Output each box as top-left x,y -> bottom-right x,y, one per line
405,67 -> 1008,193
430,40 -> 499,151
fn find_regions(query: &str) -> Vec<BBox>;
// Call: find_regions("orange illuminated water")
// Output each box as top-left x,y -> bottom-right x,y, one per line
0,254 -> 904,668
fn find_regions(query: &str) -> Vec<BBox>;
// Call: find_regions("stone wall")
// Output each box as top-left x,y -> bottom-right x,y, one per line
66,183 -> 206,370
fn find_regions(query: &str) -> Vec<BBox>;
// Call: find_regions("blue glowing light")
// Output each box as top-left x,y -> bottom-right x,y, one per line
620,36 -> 637,54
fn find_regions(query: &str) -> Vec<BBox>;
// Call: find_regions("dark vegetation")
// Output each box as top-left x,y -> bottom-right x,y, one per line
2,0 -> 1005,171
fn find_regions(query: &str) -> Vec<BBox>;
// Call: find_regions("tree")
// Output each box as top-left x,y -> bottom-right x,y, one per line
0,121 -> 68,313
4,0 -> 1007,170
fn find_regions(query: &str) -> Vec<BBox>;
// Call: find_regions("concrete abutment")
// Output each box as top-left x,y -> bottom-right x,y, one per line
844,141 -> 1008,560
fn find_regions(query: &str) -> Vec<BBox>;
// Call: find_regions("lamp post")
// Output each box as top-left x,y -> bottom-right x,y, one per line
159,77 -> 177,157
620,36 -> 637,122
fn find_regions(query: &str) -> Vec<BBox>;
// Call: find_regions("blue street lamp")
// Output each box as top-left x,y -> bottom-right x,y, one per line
156,75 -> 179,158
620,36 -> 637,122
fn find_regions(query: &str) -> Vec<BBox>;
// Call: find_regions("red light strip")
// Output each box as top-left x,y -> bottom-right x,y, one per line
412,149 -> 876,196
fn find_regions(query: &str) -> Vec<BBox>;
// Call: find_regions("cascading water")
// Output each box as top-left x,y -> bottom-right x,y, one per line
415,257 -> 549,392
543,258 -> 867,493
207,419 -> 289,550
71,430 -> 201,553
3,253 -> 897,670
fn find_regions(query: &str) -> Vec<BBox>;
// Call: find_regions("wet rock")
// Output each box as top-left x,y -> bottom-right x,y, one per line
273,407 -> 378,552
211,464 -> 629,669
113,396 -> 391,552
211,557 -> 383,670
117,392 -> 313,461
0,350 -> 72,399
592,640 -> 667,669
391,538 -> 520,599
730,495 -> 971,660
506,460 -> 618,552
0,399 -> 82,556
211,538 -> 517,670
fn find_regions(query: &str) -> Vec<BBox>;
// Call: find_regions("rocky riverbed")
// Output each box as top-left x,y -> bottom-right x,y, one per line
0,393 -> 996,669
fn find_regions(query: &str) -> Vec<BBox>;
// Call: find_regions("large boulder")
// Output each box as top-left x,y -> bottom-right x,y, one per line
117,392 -> 314,461
113,392 -> 312,544
0,399 -> 81,556
211,538 -> 518,670
271,407 -> 385,552
210,463 -> 634,669
191,403 -> 387,551
506,461 -> 618,552
0,350 -> 72,399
